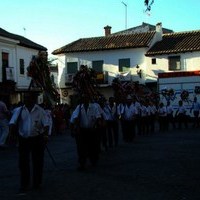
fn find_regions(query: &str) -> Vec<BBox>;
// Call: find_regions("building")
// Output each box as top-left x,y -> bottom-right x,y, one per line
52,22 -> 170,103
52,22 -> 200,104
0,27 -> 47,107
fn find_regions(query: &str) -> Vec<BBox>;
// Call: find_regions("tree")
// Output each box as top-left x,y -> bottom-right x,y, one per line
144,0 -> 154,12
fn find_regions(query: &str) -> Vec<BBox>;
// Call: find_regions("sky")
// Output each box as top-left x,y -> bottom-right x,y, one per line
0,0 -> 200,57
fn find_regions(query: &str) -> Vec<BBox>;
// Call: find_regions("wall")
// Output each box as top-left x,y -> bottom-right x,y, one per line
0,38 -> 18,82
146,51 -> 200,82
15,46 -> 39,89
61,48 -> 148,85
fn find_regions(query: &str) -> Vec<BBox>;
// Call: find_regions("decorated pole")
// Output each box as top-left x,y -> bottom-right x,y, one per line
27,51 -> 60,104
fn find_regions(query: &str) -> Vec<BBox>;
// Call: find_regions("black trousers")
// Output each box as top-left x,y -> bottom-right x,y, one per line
106,120 -> 119,147
18,135 -> 45,188
75,128 -> 100,167
123,120 -> 136,142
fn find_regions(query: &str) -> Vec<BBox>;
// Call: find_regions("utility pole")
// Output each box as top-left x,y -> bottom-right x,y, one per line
121,1 -> 127,29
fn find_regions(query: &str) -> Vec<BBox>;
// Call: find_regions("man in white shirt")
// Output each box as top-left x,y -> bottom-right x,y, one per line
9,91 -> 49,194
190,97 -> 200,128
103,97 -> 119,147
176,100 -> 188,129
122,95 -> 137,142
166,101 -> 176,130
70,94 -> 101,171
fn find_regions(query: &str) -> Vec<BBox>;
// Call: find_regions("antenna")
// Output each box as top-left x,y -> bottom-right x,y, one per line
121,1 -> 127,29
23,27 -> 26,37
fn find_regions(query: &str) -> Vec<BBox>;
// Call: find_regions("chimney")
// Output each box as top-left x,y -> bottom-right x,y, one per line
155,22 -> 163,41
104,25 -> 112,36
156,22 -> 162,33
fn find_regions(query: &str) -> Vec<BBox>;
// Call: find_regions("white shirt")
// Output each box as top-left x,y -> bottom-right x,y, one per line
191,101 -> 200,111
158,106 -> 167,117
123,104 -> 137,120
140,105 -> 148,117
133,101 -> 141,115
103,103 -> 117,121
177,105 -> 186,114
150,105 -> 157,115
70,103 -> 101,128
9,105 -> 49,138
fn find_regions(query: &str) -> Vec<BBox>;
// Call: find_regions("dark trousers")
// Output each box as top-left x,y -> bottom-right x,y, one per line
106,120 -> 119,147
120,119 -> 126,141
177,113 -> 188,129
166,114 -> 176,130
192,111 -> 199,127
123,120 -> 135,142
18,135 -> 45,189
158,116 -> 167,132
75,128 -> 100,167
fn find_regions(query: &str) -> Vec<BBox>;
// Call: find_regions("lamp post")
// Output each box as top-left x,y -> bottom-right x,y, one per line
121,1 -> 127,29
136,65 -> 142,78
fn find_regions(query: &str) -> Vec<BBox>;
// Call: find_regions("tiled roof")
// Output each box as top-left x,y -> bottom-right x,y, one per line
0,28 -> 47,51
52,31 -> 156,55
113,22 -> 173,35
146,30 -> 200,56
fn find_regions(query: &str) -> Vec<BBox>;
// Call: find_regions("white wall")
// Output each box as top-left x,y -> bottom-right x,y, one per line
0,38 -> 18,82
146,51 -> 200,83
15,46 -> 39,89
57,48 -> 149,87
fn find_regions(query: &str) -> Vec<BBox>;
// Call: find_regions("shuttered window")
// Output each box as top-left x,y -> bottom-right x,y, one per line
19,59 -> 25,74
67,62 -> 78,73
168,56 -> 181,70
92,60 -> 103,72
119,58 -> 130,72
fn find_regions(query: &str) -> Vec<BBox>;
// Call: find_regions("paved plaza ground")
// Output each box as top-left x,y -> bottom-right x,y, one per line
1,125 -> 200,200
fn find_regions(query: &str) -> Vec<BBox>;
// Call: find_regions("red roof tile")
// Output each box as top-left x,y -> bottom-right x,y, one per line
52,31 -> 155,55
146,30 -> 200,56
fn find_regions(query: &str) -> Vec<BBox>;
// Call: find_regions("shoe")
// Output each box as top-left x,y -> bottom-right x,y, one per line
17,187 -> 28,196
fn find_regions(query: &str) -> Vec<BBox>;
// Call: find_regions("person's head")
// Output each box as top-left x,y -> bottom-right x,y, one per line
23,91 -> 39,108
81,94 -> 90,105
126,95 -> 132,105
109,96 -> 115,105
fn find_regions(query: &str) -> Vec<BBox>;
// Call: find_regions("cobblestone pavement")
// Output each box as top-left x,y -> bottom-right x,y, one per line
1,126 -> 200,200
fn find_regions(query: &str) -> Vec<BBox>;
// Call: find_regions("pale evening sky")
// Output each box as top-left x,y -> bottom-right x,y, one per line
0,0 -> 200,57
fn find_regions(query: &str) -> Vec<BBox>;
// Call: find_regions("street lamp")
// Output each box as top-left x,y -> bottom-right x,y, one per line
136,65 -> 142,78
121,1 -> 127,29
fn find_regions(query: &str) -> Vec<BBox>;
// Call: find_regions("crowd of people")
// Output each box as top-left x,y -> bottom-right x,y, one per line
1,93 -> 200,194
69,94 -> 200,171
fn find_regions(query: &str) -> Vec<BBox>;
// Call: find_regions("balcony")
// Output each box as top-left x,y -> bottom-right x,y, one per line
96,72 -> 108,84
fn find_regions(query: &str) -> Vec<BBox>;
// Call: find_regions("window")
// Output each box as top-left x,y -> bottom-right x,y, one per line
152,58 -> 156,65
19,59 -> 25,74
2,52 -> 9,82
119,58 -> 130,72
67,62 -> 78,73
92,60 -> 103,72
92,60 -> 105,83
168,56 -> 181,71
65,62 -> 78,83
